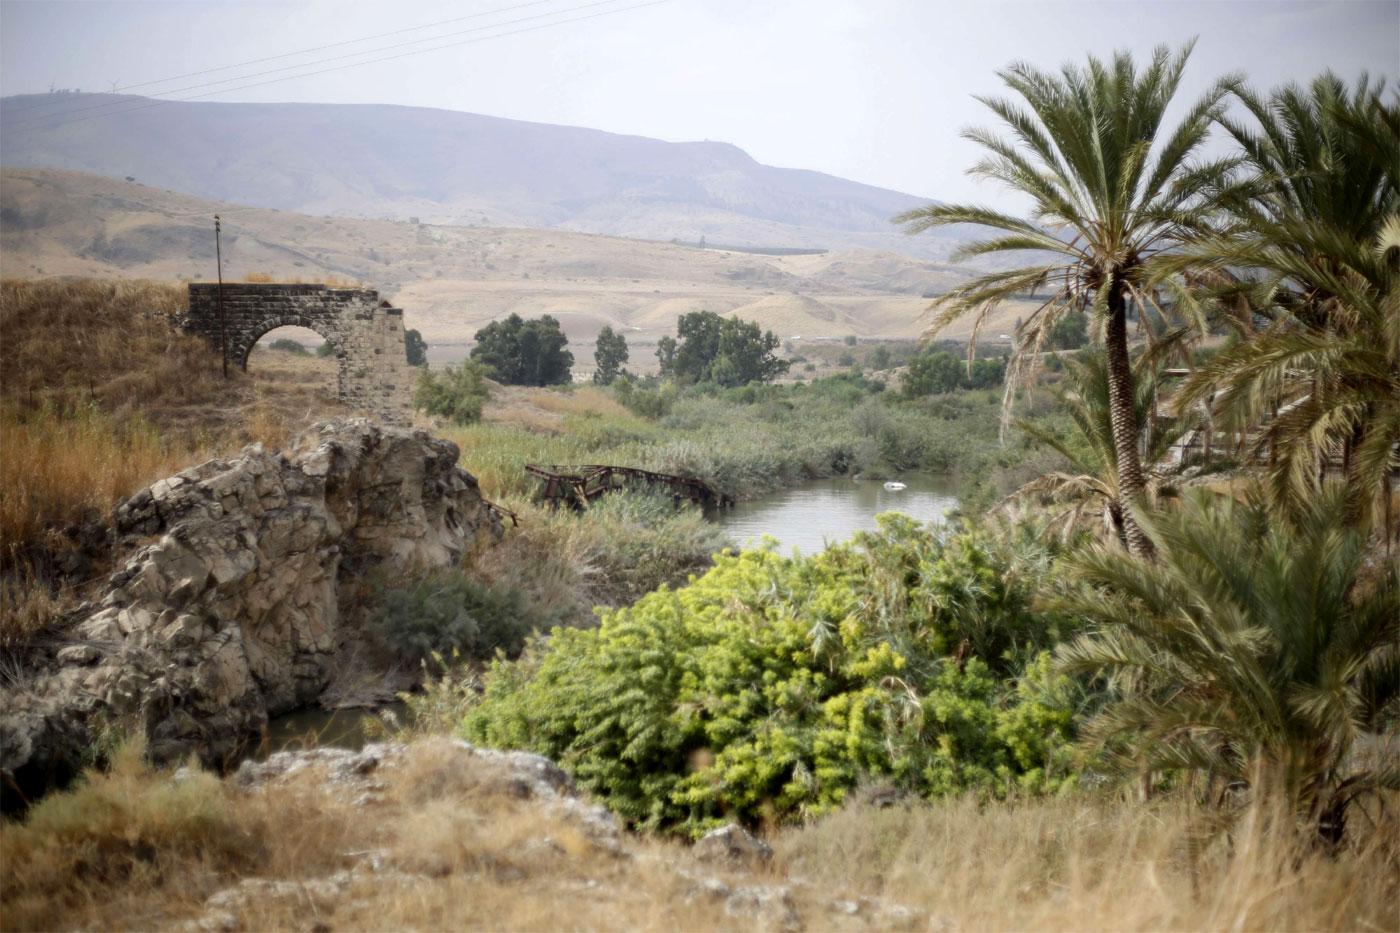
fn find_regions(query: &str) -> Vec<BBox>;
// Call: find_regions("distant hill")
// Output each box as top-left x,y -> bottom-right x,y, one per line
0,168 -> 1035,351
0,94 -> 966,258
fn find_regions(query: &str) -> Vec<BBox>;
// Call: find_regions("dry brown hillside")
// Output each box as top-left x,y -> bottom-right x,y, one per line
0,169 -> 1031,354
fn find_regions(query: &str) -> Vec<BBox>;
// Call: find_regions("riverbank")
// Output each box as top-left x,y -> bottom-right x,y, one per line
444,374 -> 1063,508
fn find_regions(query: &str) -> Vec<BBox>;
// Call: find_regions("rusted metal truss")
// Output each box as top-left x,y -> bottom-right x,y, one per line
524,464 -> 733,510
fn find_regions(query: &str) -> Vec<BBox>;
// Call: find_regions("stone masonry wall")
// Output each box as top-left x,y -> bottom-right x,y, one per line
187,284 -> 413,423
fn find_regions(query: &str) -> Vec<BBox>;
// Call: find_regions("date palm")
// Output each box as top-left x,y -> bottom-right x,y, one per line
1164,75 -> 1399,534
1012,352 -> 1177,546
897,42 -> 1238,557
1057,486 -> 1399,848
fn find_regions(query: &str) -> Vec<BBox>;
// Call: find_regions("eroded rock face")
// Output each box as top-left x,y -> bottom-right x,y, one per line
0,419 -> 499,807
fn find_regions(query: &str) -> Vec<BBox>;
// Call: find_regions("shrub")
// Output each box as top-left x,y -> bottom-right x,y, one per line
462,515 -> 1076,835
368,571 -> 534,663
266,338 -> 310,356
414,361 -> 491,426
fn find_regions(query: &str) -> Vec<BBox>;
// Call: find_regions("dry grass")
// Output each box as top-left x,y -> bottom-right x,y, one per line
0,279 -> 222,414
774,793 -> 1400,932
481,382 -> 631,436
0,405 -> 211,568
3,737 -> 1393,932
0,279 -> 347,637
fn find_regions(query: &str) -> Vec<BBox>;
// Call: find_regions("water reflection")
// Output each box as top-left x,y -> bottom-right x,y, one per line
715,476 -> 960,556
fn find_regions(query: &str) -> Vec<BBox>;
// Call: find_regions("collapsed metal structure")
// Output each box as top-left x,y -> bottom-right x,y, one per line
525,464 -> 733,510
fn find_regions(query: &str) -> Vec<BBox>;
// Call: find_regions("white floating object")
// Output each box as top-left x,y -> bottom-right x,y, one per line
883,481 -> 907,491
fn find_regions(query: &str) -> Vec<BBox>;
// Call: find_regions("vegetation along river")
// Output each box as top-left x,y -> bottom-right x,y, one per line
713,475 -> 960,556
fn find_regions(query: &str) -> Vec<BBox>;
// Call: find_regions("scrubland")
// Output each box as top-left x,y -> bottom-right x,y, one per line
2,735 -> 1392,932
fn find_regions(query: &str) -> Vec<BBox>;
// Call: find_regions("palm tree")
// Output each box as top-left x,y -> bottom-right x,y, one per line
1163,75 -> 1399,536
897,42 -> 1238,557
1056,486 -> 1399,848
1010,352 -> 1178,546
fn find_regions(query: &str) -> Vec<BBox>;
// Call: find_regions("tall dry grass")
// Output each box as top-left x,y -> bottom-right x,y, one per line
0,279 -> 223,415
0,279 -> 346,639
3,736 -> 1392,932
774,793 -> 1399,931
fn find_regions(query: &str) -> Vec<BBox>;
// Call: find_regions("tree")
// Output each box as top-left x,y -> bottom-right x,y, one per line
404,328 -> 428,367
870,345 -> 892,371
1056,486 -> 1399,849
470,313 -> 573,386
902,350 -> 1007,397
656,335 -> 677,377
667,310 -> 789,387
902,351 -> 964,396
897,43 -> 1237,558
414,360 -> 491,426
1163,75 -> 1399,536
1012,351 -> 1177,545
593,326 -> 629,385
1047,310 -> 1087,350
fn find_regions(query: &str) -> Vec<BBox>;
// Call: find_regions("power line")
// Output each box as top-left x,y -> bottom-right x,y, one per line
6,0 -> 646,130
1,0 -> 565,118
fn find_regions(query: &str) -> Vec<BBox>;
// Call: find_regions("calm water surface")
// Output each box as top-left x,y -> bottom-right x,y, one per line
715,476 -> 960,556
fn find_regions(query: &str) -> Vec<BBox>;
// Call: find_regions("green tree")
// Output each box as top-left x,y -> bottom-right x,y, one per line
870,345 -> 892,370
593,326 -> 629,385
897,43 -> 1237,558
1047,310 -> 1088,350
902,351 -> 964,396
414,360 -> 491,425
1163,75 -> 1399,535
470,314 -> 574,386
404,328 -> 428,367
667,310 -> 789,386
1056,486 -> 1399,848
656,335 -> 677,377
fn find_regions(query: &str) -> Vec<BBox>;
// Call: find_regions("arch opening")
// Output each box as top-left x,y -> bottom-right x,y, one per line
247,325 -> 341,403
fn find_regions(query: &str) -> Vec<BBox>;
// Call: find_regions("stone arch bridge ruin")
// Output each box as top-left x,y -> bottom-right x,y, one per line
186,283 -> 413,423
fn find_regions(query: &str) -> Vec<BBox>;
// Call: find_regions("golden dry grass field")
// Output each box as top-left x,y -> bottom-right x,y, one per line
0,168 -> 1031,357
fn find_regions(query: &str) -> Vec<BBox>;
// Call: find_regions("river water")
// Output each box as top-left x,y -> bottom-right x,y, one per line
714,475 -> 960,556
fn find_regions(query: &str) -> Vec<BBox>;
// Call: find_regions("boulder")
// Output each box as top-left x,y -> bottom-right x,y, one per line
1,419 -> 500,809
694,823 -> 774,866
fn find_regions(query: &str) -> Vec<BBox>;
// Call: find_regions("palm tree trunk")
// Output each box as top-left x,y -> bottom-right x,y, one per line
1105,285 -> 1155,558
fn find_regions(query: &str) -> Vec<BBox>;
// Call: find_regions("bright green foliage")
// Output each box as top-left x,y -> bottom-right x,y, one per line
414,361 -> 491,426
593,326 -> 629,385
404,328 -> 428,367
461,515 -> 1076,835
471,313 -> 574,386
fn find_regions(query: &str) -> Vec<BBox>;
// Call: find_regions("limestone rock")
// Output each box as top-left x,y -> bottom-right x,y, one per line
694,823 -> 774,866
1,418 -> 500,809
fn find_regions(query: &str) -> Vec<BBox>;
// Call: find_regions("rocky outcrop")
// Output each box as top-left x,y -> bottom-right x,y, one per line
1,419 -> 499,807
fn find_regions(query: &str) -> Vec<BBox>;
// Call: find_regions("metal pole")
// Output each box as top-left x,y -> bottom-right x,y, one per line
215,214 -> 227,379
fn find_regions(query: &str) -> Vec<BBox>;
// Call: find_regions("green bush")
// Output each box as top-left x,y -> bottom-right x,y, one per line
414,361 -> 491,426
368,571 -> 533,663
267,337 -> 309,356
461,515 -> 1077,835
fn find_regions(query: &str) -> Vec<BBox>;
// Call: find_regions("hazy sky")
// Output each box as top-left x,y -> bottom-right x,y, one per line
2,0 -> 1396,208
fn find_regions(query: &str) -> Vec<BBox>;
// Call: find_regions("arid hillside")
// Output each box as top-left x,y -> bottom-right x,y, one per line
0,168 -> 1031,351
0,93 -> 977,257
